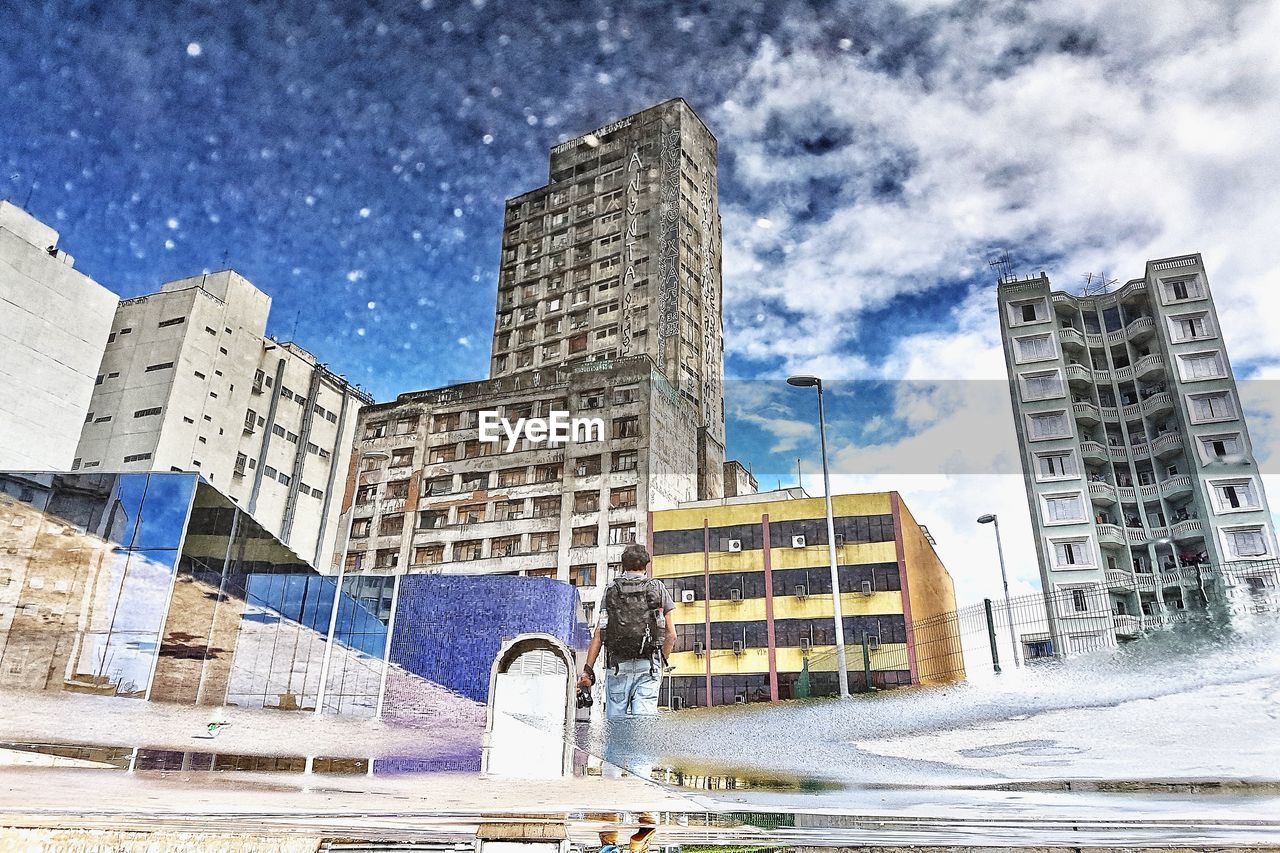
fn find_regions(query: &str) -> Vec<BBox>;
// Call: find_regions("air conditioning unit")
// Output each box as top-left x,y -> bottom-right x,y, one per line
799,637 -> 812,652
791,535 -> 806,548
734,694 -> 746,704
834,533 -> 846,546
680,589 -> 696,604
861,580 -> 873,595
794,584 -> 808,599
731,640 -> 744,655
670,696 -> 684,711
726,539 -> 742,552
728,588 -> 742,602
692,641 -> 704,656
867,635 -> 881,651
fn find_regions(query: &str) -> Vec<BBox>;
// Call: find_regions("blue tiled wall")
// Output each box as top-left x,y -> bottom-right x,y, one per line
388,575 -> 590,703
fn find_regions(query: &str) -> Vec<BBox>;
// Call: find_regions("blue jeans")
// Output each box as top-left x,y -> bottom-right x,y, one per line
605,659 -> 660,721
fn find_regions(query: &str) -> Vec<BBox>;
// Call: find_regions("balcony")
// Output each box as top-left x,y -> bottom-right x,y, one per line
1160,474 -> 1193,500
1131,442 -> 1151,460
1121,402 -> 1143,421
1172,518 -> 1204,541
1126,316 -> 1156,342
1113,365 -> 1134,382
1117,485 -> 1136,503
1152,432 -> 1184,458
1108,444 -> 1129,462
1073,402 -> 1101,426
1088,481 -> 1117,505
1134,354 -> 1165,380
1080,441 -> 1108,463
1065,364 -> 1093,386
1097,523 -> 1125,546
1105,569 -> 1134,591
1052,293 -> 1079,311
1059,327 -> 1085,350
1142,391 -> 1174,417
1085,332 -> 1104,348
1126,526 -> 1150,544
1113,613 -> 1142,638
1092,367 -> 1112,384
1134,572 -> 1157,591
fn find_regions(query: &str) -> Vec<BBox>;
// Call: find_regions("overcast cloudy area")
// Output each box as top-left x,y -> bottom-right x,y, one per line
5,0 -> 1280,604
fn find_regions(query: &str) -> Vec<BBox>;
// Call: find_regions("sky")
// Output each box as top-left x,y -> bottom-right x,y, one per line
5,0 -> 1280,605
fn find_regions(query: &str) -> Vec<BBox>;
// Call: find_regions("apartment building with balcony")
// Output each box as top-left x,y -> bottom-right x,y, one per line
335,356 -> 704,615
999,254 -> 1276,650
73,270 -> 370,568
650,488 -> 962,707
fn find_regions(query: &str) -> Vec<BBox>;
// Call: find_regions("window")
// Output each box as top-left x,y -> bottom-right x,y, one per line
581,388 -> 605,409
1027,411 -> 1070,440
395,416 -> 419,435
608,523 -> 638,545
454,540 -> 483,561
575,455 -> 602,477
119,327 -> 132,335
144,362 -> 174,372
434,411 -> 462,432
1198,433 -> 1242,463
572,526 -> 598,547
1020,370 -> 1064,401
390,447 -> 414,467
1211,479 -> 1261,512
1008,298 -> 1047,326
574,491 -> 599,513
1189,391 -> 1235,423
379,514 -> 405,536
285,431 -> 299,444
1223,526 -> 1269,558
133,407 -> 162,418
613,385 -> 639,405
1170,312 -> 1211,342
1178,351 -> 1224,381
492,536 -> 522,558
1014,333 -> 1055,363
122,452 -> 152,463
532,496 -> 561,518
158,316 -> 186,328
497,467 -> 526,487
612,450 -> 638,472
418,510 -> 448,530
611,416 -> 640,438
351,519 -> 372,538
1051,538 -> 1093,567
365,421 -> 387,439
384,479 -> 410,500
375,548 -> 399,569
496,499 -> 525,521
531,531 -> 559,552
355,484 -> 377,504
458,503 -> 486,524
610,486 -> 637,509
429,445 -> 457,464
272,424 -> 287,438
569,333 -> 588,354
534,464 -> 562,483
277,472 -> 291,486
414,544 -> 444,565
1042,492 -> 1086,524
460,471 -> 488,492
1163,276 -> 1204,303
1071,588 -> 1089,612
569,564 -> 597,587
1036,452 -> 1077,480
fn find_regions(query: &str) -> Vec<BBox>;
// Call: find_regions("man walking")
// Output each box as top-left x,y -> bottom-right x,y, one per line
578,544 -> 675,719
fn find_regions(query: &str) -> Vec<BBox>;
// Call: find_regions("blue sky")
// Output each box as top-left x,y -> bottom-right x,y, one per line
7,0 -> 1280,603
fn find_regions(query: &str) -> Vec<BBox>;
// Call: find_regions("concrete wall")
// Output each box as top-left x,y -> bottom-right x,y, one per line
893,493 -> 964,684
0,202 -> 117,470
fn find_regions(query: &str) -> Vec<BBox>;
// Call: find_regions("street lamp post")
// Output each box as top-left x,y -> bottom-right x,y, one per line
976,514 -> 1020,667
787,375 -> 851,698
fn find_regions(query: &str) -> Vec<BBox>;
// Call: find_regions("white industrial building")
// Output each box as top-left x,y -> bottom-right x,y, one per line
0,201 -> 118,471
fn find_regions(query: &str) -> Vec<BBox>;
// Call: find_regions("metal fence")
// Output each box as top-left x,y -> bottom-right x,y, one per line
805,559 -> 1280,690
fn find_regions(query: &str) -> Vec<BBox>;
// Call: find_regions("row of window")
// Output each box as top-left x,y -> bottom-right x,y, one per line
1006,276 -> 1206,330
1048,523 -> 1272,568
672,614 -> 908,651
348,536 -> 634,571
1012,310 -> 1218,365
652,514 -> 897,555
1027,389 -> 1238,441
660,563 -> 903,601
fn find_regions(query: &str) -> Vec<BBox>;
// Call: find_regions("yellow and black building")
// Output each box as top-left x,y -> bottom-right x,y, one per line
649,489 -> 963,706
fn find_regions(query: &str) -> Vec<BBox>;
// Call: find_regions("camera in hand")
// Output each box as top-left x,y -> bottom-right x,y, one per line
575,685 -> 593,708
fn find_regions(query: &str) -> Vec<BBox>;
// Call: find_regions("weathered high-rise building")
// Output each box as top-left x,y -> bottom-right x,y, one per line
490,99 -> 725,496
339,99 -> 742,616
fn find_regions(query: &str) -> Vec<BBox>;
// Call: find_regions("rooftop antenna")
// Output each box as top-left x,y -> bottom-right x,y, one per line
989,249 -> 1014,284
220,248 -> 229,270
290,310 -> 300,341
1079,271 -> 1118,297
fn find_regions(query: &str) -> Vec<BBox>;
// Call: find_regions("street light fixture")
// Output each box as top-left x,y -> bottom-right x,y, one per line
976,514 -> 1021,667
787,374 -> 851,698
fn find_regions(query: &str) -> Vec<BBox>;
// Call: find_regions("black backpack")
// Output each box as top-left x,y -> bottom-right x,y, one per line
603,575 -> 666,664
